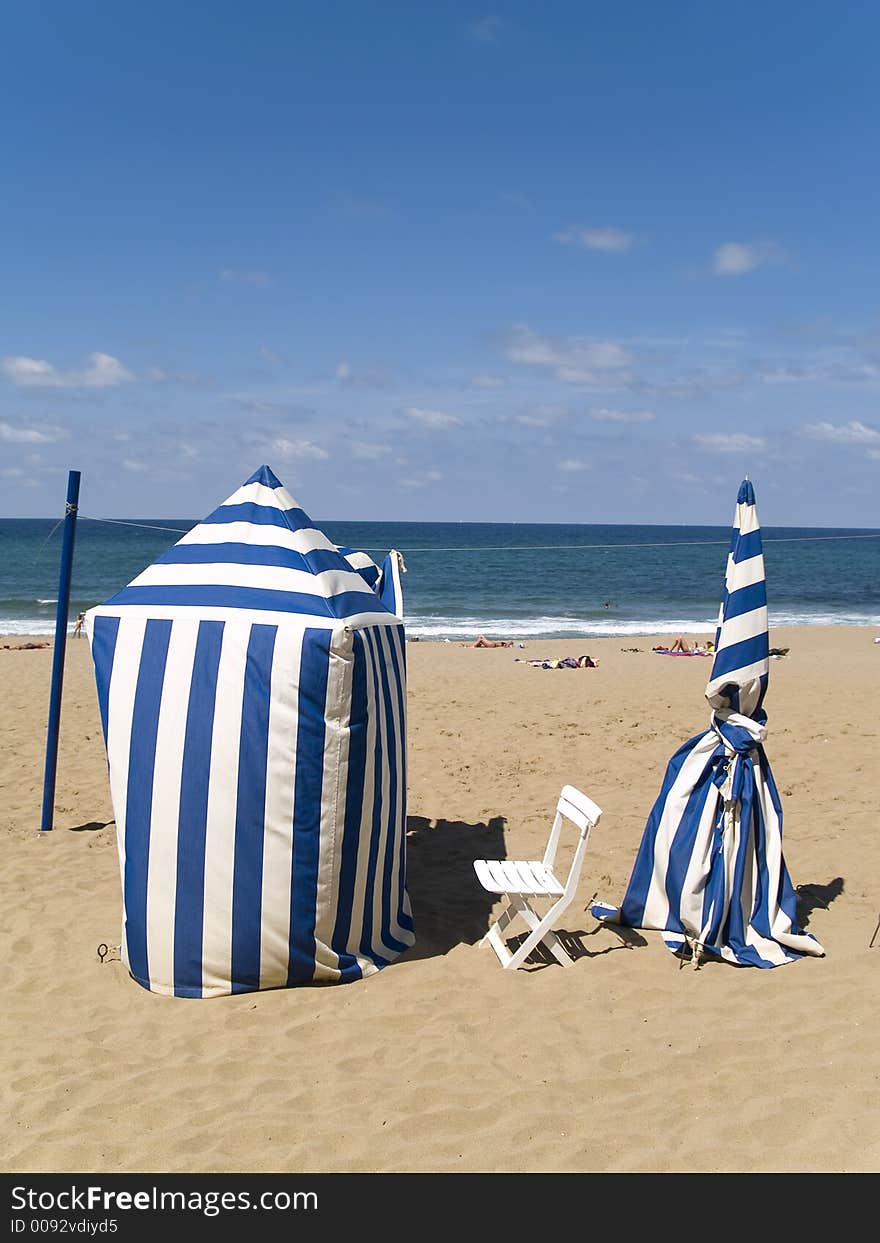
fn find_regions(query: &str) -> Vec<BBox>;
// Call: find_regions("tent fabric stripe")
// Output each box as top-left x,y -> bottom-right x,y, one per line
179,522 -> 337,554
145,622 -> 198,997
174,621 -> 223,997
386,628 -> 414,938
203,501 -> 314,531
124,619 -> 172,988
361,631 -> 391,967
158,541 -> 373,576
332,630 -> 370,980
91,614 -> 120,746
129,560 -> 377,599
230,624 -> 276,993
287,628 -> 331,985
257,632 -> 302,990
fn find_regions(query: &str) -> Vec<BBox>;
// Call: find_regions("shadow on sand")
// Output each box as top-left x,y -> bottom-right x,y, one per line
796,876 -> 845,927
401,814 -> 506,962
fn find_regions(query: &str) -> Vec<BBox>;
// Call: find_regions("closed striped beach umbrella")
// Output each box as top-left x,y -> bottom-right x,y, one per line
593,479 -> 824,967
86,466 -> 414,996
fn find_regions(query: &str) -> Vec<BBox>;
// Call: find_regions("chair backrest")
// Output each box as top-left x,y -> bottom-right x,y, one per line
558,785 -> 602,834
542,785 -> 602,899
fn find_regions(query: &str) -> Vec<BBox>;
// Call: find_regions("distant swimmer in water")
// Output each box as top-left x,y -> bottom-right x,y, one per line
602,601 -> 616,609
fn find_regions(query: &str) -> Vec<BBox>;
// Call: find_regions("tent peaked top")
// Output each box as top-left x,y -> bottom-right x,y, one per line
243,464 -> 284,489
92,465 -> 399,626
202,464 -> 320,536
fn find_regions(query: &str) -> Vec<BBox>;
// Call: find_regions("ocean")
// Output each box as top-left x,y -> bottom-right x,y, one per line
1,517 -> 878,639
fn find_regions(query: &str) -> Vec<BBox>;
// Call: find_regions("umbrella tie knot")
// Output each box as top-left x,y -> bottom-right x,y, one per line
710,712 -> 763,805
711,710 -> 766,754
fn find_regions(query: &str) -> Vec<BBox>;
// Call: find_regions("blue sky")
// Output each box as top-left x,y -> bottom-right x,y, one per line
2,1 -> 879,525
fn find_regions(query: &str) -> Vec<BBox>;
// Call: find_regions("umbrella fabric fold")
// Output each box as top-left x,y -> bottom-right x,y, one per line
592,479 -> 824,968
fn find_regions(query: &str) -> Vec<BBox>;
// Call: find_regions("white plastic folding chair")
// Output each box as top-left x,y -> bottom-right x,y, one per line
473,785 -> 602,969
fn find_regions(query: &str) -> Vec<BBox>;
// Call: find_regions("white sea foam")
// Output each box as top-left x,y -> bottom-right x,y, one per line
403,610 -> 880,639
1,610 -> 877,640
0,619 -> 83,636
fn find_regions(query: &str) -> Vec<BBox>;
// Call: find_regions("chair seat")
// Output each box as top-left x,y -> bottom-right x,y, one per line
474,858 -> 565,896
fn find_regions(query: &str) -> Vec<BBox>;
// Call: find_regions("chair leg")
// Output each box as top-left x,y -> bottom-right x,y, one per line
480,900 -> 518,945
504,897 -> 574,970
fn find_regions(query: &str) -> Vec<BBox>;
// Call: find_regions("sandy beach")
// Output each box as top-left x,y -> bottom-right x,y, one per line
1,625 -> 877,1174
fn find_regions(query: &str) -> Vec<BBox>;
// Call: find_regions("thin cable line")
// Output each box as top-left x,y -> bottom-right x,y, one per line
362,533 -> 880,553
72,516 -> 880,553
79,515 -> 193,534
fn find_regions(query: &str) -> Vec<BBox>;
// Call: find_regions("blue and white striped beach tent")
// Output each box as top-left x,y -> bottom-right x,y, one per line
86,466 -> 414,997
593,479 -> 824,968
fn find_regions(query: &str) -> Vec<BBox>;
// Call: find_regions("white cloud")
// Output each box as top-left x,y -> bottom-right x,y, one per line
470,374 -> 506,389
0,419 -> 67,443
588,407 -> 655,423
558,458 -> 591,472
801,419 -> 880,443
554,226 -> 634,253
405,406 -> 462,430
399,469 -> 442,489
712,241 -> 785,277
272,438 -> 330,460
505,324 -> 630,385
2,352 -> 133,389
693,433 -> 767,453
515,405 -> 565,427
868,448 -> 880,461
351,442 -> 392,461
122,458 -> 150,473
219,268 -> 271,287
336,361 -> 352,381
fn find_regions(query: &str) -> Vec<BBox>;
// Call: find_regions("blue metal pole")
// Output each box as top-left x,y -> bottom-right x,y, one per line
40,470 -> 81,832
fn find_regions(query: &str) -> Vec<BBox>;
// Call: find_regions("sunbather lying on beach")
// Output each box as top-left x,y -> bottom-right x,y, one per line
516,655 -> 598,669
472,635 -> 513,648
652,636 -> 713,656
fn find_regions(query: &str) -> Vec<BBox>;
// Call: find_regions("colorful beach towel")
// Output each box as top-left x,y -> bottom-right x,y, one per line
652,648 -> 712,657
515,655 -> 598,669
